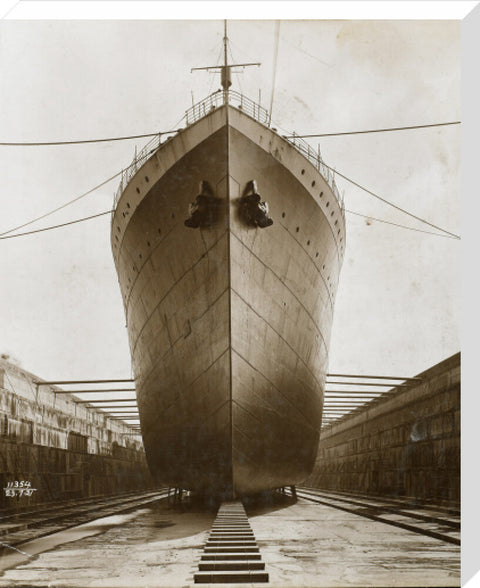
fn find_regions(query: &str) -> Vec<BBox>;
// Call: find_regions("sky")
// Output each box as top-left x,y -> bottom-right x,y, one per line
0,16 -> 461,382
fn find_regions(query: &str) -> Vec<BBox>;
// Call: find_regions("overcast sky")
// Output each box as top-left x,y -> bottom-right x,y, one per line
0,17 -> 461,382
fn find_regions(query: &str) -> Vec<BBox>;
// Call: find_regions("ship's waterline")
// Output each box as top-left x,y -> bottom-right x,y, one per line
111,101 -> 345,497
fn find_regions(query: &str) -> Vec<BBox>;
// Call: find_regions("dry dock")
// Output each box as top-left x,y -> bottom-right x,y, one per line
0,354 -> 460,586
0,493 -> 459,587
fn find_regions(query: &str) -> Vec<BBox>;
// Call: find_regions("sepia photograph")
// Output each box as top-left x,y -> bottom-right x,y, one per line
0,3 -> 470,587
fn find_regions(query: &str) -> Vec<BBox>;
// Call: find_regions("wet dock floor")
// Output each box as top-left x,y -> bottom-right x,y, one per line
0,496 -> 460,587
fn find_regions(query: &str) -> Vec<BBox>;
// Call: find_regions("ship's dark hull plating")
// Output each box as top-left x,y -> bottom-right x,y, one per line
111,104 -> 345,497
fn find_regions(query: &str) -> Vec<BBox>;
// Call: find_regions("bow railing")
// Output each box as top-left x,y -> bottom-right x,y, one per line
184,89 -> 270,126
114,90 -> 344,213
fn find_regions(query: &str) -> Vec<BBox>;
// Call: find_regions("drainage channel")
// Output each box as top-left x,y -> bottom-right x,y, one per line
194,500 -> 269,584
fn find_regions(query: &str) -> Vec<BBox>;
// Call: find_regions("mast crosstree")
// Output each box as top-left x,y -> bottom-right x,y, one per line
191,21 -> 260,92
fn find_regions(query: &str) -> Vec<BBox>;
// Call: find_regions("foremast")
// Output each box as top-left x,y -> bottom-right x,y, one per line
191,21 -> 260,102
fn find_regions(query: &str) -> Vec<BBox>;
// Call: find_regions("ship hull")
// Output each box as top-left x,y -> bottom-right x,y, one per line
111,104 -> 345,497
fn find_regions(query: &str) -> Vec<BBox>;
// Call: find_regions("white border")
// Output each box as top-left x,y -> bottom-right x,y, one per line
1,1 -> 478,21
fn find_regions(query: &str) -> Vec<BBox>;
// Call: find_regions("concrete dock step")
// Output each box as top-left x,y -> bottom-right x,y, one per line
199,561 -> 266,571
194,500 -> 269,583
209,532 -> 255,536
201,553 -> 262,561
194,571 -> 269,583
205,539 -> 257,547
204,546 -> 260,553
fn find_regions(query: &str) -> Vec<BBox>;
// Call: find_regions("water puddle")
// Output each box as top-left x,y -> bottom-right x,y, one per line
0,511 -> 140,574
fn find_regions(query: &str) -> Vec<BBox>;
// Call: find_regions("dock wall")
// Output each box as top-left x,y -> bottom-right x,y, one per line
306,353 -> 460,505
0,359 -> 154,511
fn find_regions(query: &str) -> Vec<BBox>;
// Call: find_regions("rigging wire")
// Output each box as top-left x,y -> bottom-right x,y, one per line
284,121 -> 460,138
0,88 -> 459,242
228,43 -> 243,95
0,125 -> 170,237
0,168 -> 125,237
207,42 -> 224,95
345,209 -> 459,239
321,161 -> 460,240
0,121 -> 460,148
0,146 -> 459,241
0,210 -> 113,240
0,203 -> 459,242
0,130 -> 180,147
268,21 -> 280,124
228,38 -> 257,65
285,38 -> 331,68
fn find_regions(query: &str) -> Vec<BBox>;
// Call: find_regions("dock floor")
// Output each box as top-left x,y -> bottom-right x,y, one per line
0,495 -> 460,587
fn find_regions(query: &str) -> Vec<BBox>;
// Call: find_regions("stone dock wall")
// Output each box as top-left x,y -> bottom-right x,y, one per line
0,359 -> 154,511
306,353 -> 460,505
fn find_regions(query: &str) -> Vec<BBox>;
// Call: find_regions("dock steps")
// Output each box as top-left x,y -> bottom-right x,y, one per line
194,501 -> 269,583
